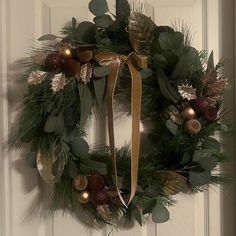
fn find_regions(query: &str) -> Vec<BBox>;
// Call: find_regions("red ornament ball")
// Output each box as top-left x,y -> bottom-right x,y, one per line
203,106 -> 218,121
92,189 -> 109,205
191,97 -> 210,114
62,59 -> 81,76
45,53 -> 62,70
88,174 -> 104,191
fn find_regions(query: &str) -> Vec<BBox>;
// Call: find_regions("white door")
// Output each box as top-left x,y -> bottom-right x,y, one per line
0,0 -> 232,236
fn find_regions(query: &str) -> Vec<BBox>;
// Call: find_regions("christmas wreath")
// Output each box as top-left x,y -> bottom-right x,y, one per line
14,0 -> 229,227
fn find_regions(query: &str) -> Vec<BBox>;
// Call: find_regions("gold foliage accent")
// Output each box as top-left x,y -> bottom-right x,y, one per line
128,12 -> 156,54
153,171 -> 187,195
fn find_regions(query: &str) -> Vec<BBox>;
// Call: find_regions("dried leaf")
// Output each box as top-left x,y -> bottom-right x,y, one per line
37,149 -> 65,184
206,78 -> 228,97
178,84 -> 197,101
202,70 -> 217,85
129,12 -> 156,54
153,170 -> 187,195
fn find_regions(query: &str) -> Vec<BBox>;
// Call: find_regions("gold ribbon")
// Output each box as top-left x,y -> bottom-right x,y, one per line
95,52 -> 147,206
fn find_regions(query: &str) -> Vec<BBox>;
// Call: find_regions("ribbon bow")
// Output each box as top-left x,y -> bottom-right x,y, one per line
95,52 -> 147,206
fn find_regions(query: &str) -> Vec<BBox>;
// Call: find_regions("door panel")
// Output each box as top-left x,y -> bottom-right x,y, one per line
0,0 -> 222,236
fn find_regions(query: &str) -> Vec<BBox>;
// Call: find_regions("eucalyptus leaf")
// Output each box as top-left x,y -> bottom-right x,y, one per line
78,84 -> 93,127
152,204 -> 170,223
46,102 -> 54,113
165,119 -> 178,135
153,54 -> 168,67
157,69 -> 179,103
94,15 -> 114,28
25,152 -> 37,168
172,46 -> 200,79
193,149 -> 213,162
44,115 -> 57,133
63,127 -> 81,143
189,170 -> 211,186
181,152 -> 192,165
70,138 -> 89,158
207,51 -> 214,71
158,32 -> 183,51
89,0 -> 109,16
198,156 -> 218,171
140,68 -> 153,79
142,199 -> 157,215
204,137 -> 221,151
38,34 -> 57,41
93,66 -> 110,77
80,158 -> 107,175
77,21 -> 96,44
146,182 -> 162,197
116,0 -> 130,20
93,77 -> 106,111
54,113 -> 64,135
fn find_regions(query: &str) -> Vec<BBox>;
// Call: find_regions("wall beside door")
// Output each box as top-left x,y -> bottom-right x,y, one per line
0,0 -> 234,236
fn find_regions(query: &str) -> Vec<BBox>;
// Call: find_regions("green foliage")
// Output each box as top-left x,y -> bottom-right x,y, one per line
116,0 -> 130,20
25,152 -> 37,168
151,204 -> 170,223
94,15 -> 114,28
78,84 -> 93,127
77,21 -> 96,44
38,34 -> 58,41
93,77 -> 106,111
89,0 -> 109,16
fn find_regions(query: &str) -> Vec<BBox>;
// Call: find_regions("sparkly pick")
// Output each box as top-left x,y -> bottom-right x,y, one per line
178,84 -> 197,101
78,63 -> 92,84
51,73 -> 67,93
28,70 -> 48,85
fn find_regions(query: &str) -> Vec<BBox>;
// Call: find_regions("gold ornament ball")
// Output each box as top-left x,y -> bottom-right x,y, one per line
59,44 -> 73,59
74,175 -> 88,191
182,107 -> 196,120
78,190 -> 90,204
185,119 -> 202,135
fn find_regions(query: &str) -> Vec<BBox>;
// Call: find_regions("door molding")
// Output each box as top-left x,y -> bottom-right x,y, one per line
0,0 -> 12,235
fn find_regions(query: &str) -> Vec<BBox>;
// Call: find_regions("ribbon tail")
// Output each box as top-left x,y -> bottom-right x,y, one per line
107,59 -> 128,207
127,58 -> 142,205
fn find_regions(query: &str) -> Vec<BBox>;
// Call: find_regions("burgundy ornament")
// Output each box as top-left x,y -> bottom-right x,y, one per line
88,174 -> 104,191
203,106 -> 218,121
45,53 -> 62,70
92,189 -> 109,206
191,97 -> 210,114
